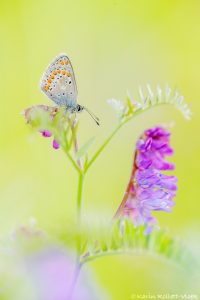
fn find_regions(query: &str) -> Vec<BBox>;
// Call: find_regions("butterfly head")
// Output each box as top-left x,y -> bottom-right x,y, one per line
76,104 -> 84,113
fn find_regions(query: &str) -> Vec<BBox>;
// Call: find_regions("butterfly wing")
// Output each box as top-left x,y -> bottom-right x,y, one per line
40,54 -> 78,107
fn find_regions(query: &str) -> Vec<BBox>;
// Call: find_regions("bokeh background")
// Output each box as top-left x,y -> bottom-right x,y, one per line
0,0 -> 200,299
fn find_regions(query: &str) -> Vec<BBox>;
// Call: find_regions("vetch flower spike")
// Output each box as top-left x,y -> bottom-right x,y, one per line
114,126 -> 177,234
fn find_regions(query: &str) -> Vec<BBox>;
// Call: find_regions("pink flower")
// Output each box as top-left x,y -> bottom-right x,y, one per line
41,130 -> 52,138
27,249 -> 105,300
52,139 -> 60,150
23,105 -> 60,150
115,126 -> 177,233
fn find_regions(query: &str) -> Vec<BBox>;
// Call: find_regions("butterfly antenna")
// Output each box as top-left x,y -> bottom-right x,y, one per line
84,107 -> 100,126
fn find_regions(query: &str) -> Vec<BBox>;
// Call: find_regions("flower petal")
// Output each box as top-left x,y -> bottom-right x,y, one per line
53,139 -> 60,149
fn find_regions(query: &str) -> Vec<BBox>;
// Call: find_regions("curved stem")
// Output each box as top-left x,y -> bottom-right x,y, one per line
85,103 -> 172,173
81,249 -> 144,265
77,172 -> 84,233
85,109 -> 145,173
67,264 -> 82,300
66,150 -> 81,174
68,172 -> 84,298
66,127 -> 85,298
55,134 -> 81,174
84,122 -> 123,172
71,118 -> 83,170
114,150 -> 138,218
73,119 -> 84,254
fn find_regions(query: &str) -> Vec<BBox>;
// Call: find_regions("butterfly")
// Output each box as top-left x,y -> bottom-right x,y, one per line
40,53 -> 100,125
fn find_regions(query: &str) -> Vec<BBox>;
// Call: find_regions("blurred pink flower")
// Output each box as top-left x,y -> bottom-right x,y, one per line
52,138 -> 60,150
27,248 -> 106,300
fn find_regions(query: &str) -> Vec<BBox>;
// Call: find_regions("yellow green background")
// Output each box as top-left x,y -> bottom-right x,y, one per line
0,0 -> 200,298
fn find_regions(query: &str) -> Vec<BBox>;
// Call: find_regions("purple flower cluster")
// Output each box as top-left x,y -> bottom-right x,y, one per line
23,105 -> 60,150
41,130 -> 60,150
123,126 -> 177,233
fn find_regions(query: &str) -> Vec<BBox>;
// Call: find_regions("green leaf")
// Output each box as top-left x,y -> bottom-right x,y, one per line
136,84 -> 192,120
126,94 -> 134,115
76,136 -> 95,159
69,121 -> 79,150
80,219 -> 195,270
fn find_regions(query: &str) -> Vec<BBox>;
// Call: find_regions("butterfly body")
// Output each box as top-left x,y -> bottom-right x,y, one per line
40,54 -> 99,125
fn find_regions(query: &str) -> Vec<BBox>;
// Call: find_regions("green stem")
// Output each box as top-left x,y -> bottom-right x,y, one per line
84,106 -> 159,173
81,249 -> 143,265
76,172 -> 84,255
65,149 -> 81,174
67,264 -> 82,300
65,122 -> 84,297
84,122 -> 123,172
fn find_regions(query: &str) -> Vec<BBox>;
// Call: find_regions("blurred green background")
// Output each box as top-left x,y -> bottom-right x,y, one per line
0,0 -> 200,298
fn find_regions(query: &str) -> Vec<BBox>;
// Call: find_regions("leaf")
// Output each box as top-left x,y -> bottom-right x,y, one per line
107,98 -> 125,120
126,94 -> 134,114
76,136 -> 95,159
136,84 -> 192,120
69,121 -> 79,150
80,219 -> 195,270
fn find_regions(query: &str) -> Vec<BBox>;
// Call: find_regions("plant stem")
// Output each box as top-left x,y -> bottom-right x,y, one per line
114,150 -> 138,218
84,122 -> 123,172
66,151 -> 81,174
84,109 -> 145,173
77,172 -> 84,231
69,172 -> 84,299
81,249 -> 143,265
67,263 -> 82,300
71,119 -> 83,170
85,103 -> 173,173
67,120 -> 84,298
74,120 -> 84,254
55,133 -> 81,174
